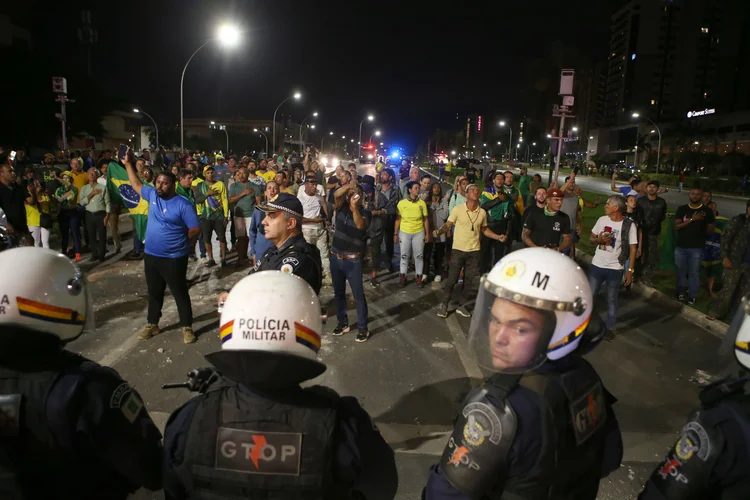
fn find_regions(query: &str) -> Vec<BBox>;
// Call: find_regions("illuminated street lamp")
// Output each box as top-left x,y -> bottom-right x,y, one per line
273,92 -> 302,153
133,108 -> 158,149
253,128 -> 268,153
369,130 -> 381,143
358,115 -> 375,160
499,121 -> 513,158
572,126 -> 579,133
299,111 -> 318,151
180,23 -> 241,151
321,130 -> 334,151
632,112 -> 662,175
210,121 -> 229,153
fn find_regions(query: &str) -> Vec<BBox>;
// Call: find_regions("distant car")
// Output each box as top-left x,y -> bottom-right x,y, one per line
359,144 -> 377,164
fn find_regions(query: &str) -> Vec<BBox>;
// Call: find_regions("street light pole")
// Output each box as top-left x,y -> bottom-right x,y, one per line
499,121 -> 513,159
358,115 -> 374,162
133,108 -> 159,150
299,112 -> 318,152
632,113 -> 662,176
180,25 -> 241,152
180,39 -> 213,152
273,93 -> 301,154
253,128 -> 268,154
221,126 -> 229,154
210,121 -> 229,154
322,131 -> 333,151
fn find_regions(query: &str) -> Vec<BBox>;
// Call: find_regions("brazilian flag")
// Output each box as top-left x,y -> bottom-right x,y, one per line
106,161 -> 149,241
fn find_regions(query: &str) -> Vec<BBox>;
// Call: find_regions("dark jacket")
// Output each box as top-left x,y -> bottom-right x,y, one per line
721,213 -> 750,266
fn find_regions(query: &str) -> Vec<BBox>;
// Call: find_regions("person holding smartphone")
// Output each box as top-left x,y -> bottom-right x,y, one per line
588,195 -> 638,340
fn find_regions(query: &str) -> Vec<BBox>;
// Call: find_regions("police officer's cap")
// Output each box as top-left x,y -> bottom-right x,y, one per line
257,193 -> 304,218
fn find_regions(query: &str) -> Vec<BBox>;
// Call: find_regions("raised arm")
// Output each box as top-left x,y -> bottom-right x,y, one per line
122,154 -> 144,197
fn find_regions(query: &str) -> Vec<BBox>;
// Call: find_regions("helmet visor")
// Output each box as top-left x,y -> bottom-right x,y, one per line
468,276 -> 556,375
720,295 -> 750,369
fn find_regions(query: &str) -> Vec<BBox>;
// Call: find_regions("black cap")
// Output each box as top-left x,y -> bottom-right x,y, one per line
304,174 -> 318,184
647,180 -> 660,187
257,193 -> 304,218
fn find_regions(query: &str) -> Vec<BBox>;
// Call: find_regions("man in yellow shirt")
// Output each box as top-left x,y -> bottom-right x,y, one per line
194,166 -> 229,266
69,158 -> 88,202
275,170 -> 294,195
256,158 -> 276,183
432,184 -> 506,318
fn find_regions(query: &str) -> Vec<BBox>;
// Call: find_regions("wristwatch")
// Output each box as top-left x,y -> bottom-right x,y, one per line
627,268 -> 635,273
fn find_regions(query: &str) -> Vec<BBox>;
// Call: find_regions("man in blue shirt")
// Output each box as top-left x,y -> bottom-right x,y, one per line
123,152 -> 201,344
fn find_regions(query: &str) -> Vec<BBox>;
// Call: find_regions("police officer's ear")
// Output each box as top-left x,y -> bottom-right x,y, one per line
288,215 -> 302,231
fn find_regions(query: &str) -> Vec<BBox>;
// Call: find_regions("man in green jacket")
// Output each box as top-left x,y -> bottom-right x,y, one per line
479,171 -> 518,273
518,166 -> 532,208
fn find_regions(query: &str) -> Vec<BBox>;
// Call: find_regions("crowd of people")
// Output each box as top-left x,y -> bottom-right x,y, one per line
1,143 -> 749,498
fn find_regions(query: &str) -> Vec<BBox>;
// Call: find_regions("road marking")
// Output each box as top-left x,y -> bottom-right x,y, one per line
97,333 -> 142,367
445,315 -> 484,380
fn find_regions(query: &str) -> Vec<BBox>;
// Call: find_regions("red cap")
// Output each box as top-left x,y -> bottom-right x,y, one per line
546,188 -> 564,198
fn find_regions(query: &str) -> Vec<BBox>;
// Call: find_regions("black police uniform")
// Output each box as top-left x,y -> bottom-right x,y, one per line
638,375 -> 750,499
252,233 -> 322,294
162,378 -> 398,499
0,336 -> 163,499
424,356 -> 623,499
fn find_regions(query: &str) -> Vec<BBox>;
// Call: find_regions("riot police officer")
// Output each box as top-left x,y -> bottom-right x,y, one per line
424,247 -> 623,499
638,295 -> 750,498
218,193 -> 321,310
164,271 -> 398,499
0,247 -> 163,499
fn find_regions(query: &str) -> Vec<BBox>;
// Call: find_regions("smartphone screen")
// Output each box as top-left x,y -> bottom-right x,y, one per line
9,151 -> 16,161
118,144 -> 128,160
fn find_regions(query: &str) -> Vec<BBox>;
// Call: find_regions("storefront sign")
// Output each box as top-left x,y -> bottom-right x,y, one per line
686,108 -> 715,118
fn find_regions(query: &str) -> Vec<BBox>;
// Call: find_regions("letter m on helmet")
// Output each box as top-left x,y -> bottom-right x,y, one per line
531,271 -> 550,291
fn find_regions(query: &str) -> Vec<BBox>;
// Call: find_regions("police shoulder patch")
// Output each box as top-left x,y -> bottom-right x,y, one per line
110,382 -> 143,423
282,256 -> 300,267
109,382 -> 131,408
675,421 -> 710,461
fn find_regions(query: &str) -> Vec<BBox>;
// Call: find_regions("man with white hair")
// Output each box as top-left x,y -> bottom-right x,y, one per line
401,166 -> 420,199
588,195 -> 637,339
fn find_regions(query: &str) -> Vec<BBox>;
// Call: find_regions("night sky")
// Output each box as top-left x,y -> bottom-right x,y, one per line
13,0 -> 622,151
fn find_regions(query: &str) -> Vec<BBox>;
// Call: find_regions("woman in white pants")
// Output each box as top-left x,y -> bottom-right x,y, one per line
395,181 -> 431,288
25,180 -> 51,248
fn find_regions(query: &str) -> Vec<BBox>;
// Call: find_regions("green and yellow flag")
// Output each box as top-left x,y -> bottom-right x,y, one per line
106,161 -> 149,241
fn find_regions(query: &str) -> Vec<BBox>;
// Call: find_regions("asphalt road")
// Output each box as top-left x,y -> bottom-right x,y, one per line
65,161 -> 730,499
527,166 -> 749,216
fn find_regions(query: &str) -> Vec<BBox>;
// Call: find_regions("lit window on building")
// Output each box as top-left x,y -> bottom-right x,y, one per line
701,27 -> 709,33
651,99 -> 656,105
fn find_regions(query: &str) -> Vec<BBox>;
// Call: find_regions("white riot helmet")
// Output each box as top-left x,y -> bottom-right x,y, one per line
468,248 -> 593,375
0,247 -> 93,342
721,295 -> 750,370
206,271 -> 325,387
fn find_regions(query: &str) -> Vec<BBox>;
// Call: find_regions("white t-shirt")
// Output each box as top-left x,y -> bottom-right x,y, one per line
591,216 -> 638,270
297,189 -> 325,228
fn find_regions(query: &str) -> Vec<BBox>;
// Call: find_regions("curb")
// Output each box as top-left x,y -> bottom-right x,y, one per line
419,165 -> 730,339
573,249 -> 728,339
